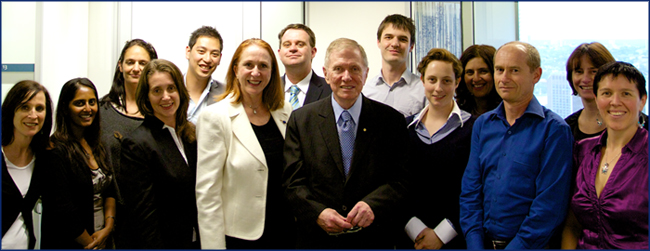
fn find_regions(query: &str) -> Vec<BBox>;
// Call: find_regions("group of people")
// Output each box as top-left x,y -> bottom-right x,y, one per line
2,13 -> 647,250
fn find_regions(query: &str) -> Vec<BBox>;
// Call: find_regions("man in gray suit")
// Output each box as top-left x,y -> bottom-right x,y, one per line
278,24 -> 331,109
184,26 -> 225,123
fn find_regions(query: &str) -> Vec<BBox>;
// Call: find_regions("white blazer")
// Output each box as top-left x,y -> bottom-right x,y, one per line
195,96 -> 292,249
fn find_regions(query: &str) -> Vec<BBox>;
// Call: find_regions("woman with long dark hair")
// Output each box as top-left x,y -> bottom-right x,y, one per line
2,81 -> 53,249
98,38 -> 157,248
42,78 -> 116,249
120,59 -> 199,249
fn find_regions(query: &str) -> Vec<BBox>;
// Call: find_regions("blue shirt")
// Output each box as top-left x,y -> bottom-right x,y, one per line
408,100 -> 471,145
331,94 -> 362,140
459,96 -> 573,249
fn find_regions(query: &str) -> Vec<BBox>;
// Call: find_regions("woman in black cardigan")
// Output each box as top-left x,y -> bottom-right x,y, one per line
2,81 -> 53,249
398,48 -> 475,249
41,78 -> 116,249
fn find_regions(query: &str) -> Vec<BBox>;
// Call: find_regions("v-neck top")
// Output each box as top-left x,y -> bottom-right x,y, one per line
571,127 -> 648,249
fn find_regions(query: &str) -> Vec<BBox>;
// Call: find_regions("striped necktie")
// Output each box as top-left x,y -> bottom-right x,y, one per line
289,85 -> 300,110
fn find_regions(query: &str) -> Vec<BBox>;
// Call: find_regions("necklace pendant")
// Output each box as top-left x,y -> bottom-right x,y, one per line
253,109 -> 257,114
602,163 -> 609,174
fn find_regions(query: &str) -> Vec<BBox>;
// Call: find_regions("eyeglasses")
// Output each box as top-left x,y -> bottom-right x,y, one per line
328,226 -> 363,236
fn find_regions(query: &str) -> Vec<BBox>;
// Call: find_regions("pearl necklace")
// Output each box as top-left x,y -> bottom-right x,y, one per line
248,104 -> 260,114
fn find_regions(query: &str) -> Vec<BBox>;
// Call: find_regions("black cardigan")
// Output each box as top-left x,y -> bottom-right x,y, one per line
1,152 -> 44,249
40,145 -> 116,249
397,114 -> 476,249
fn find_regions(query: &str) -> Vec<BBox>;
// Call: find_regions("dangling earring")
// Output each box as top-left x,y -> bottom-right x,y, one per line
639,114 -> 645,128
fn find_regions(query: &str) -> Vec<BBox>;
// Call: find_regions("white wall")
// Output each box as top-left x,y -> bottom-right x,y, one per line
88,2 -> 118,97
1,2 -> 37,100
131,2 -> 245,86
1,1 -> 472,104
39,2 -> 90,107
261,2 -> 304,77
307,2 -> 410,79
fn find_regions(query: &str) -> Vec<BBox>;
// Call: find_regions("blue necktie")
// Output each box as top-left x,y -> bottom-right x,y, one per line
339,111 -> 355,176
289,85 -> 300,110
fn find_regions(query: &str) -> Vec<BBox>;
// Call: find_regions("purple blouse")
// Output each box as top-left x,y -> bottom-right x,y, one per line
571,128 -> 648,249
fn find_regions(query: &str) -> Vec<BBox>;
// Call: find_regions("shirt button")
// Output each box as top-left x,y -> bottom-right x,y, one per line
508,131 -> 512,135
493,198 -> 497,202
502,153 -> 506,156
497,175 -> 501,179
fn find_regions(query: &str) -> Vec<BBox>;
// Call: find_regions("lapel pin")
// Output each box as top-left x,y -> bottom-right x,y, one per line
363,128 -> 366,132
282,120 -> 287,124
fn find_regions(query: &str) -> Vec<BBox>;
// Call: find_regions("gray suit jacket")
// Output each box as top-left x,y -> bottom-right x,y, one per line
206,79 -> 225,106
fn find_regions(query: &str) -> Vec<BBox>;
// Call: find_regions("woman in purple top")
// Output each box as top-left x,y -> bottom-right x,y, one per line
562,61 -> 648,249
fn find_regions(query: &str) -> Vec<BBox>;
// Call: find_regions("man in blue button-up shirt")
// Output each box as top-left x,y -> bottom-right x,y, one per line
459,41 -> 573,249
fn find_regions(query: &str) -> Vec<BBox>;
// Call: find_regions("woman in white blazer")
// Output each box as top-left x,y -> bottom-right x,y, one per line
196,38 -> 295,249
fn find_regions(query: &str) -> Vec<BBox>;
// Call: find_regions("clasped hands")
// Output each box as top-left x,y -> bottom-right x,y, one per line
414,227 -> 443,249
317,201 -> 374,234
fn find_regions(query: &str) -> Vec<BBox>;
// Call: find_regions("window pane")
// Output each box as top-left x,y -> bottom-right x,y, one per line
413,2 -> 462,65
518,2 -> 649,117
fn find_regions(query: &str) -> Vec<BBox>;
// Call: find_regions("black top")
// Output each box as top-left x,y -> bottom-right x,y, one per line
251,116 -> 284,206
99,102 -> 143,248
41,145 -> 117,249
247,116 -> 295,248
565,109 -> 649,142
99,102 -> 143,201
398,114 -> 476,249
119,116 -> 199,249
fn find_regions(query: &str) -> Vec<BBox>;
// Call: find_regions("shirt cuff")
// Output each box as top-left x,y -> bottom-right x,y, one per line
404,217 -> 427,242
432,219 -> 458,244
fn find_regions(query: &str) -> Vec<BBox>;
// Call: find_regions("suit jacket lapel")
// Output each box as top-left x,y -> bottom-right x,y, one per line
229,102 -> 267,167
318,98 -> 346,177
270,105 -> 290,138
348,96 -> 373,178
304,70 -> 323,104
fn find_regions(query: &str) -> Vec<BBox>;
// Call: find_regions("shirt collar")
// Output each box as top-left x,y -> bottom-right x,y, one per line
184,74 -> 213,96
594,127 -> 648,155
284,71 -> 313,93
491,96 -> 545,122
331,94 -> 363,125
376,68 -> 418,86
408,100 -> 467,128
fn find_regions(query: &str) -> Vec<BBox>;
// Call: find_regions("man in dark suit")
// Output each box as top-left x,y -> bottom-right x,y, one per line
283,38 -> 409,249
278,24 -> 331,109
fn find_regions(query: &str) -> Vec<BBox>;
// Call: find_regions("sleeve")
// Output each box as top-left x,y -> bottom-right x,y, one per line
459,117 -> 485,249
42,149 -> 87,241
120,135 -> 163,249
506,122 -> 574,249
102,164 -> 117,201
282,112 -> 328,224
195,109 -> 228,249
